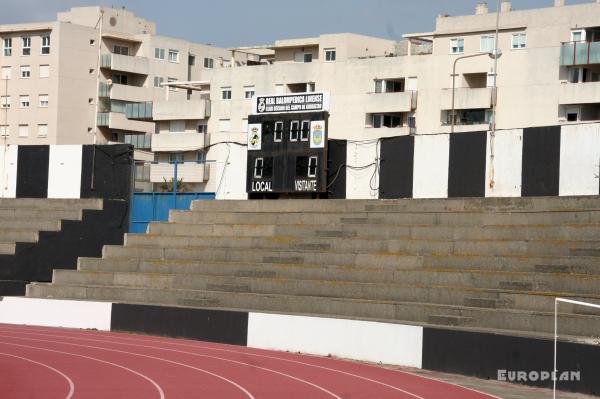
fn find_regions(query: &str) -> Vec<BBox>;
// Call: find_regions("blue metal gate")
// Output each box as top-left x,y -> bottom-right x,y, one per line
130,192 -> 215,233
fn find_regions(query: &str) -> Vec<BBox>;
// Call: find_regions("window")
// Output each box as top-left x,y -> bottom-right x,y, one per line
20,65 -> 31,78
37,124 -> 48,137
306,82 -> 315,92
0,126 -> 8,137
308,156 -> 318,178
113,45 -> 129,55
304,53 -> 313,63
290,121 -> 300,141
221,88 -> 232,100
112,73 -> 128,85
324,48 -> 336,62
274,121 -> 283,142
571,30 -> 585,43
167,77 -> 177,91
168,49 -> 179,63
188,55 -> 195,66
169,120 -> 185,133
153,76 -> 164,88
20,95 -> 29,108
254,157 -> 264,178
39,94 -> 49,108
451,38 -> 464,54
1,96 -> 9,108
169,153 -> 184,163
566,106 -> 580,122
512,33 -> 527,49
196,150 -> 205,162
244,86 -> 255,99
480,35 -> 495,52
21,37 -> 31,56
41,35 -> 50,54
1,66 -> 10,80
3,38 -> 12,56
372,114 -> 403,128
154,48 -> 165,60
301,120 -> 310,141
374,80 -> 383,93
197,124 -> 208,134
39,64 -> 49,78
204,57 -> 214,68
18,124 -> 28,137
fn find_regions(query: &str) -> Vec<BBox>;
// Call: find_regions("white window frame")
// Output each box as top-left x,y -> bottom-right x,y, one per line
571,30 -> 586,43
37,124 -> 48,137
290,120 -> 300,141
274,121 -> 283,142
511,33 -> 527,49
113,44 -> 129,55
372,114 -> 382,128
221,88 -> 232,100
300,120 -> 310,141
244,86 -> 255,99
308,156 -> 318,178
21,37 -> 31,56
303,53 -> 313,63
450,38 -> 464,54
0,95 -> 10,109
41,35 -> 50,55
254,157 -> 264,178
168,153 -> 184,163
39,94 -> 49,108
18,124 -> 28,138
196,123 -> 208,134
20,65 -> 31,79
168,49 -> 180,63
153,76 -> 164,88
3,38 -> 12,56
204,57 -> 214,68
480,35 -> 495,53
19,95 -> 29,108
324,48 -> 336,62
167,77 -> 177,91
154,47 -> 165,60
39,64 -> 49,78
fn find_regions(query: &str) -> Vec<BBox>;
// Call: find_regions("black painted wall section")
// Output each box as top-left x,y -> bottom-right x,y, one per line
111,304 -> 249,346
522,126 -> 561,197
327,140 -> 347,199
16,146 -> 49,198
379,136 -> 414,199
81,144 -> 133,201
448,132 -> 487,198
422,327 -> 600,395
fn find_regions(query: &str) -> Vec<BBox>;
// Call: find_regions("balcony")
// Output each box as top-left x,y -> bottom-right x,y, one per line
153,99 -> 211,121
150,163 -> 209,183
441,87 -> 494,110
559,81 -> 600,104
100,53 -> 149,75
126,102 -> 153,121
365,91 -> 417,113
96,112 -> 154,133
151,133 -> 208,152
99,82 -> 150,102
560,41 -> 600,66
364,126 -> 411,138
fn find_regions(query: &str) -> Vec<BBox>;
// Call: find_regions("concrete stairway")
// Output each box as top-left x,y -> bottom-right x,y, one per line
0,198 -> 103,294
26,196 -> 600,339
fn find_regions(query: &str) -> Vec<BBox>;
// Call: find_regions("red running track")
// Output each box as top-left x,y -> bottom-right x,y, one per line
0,323 -> 499,399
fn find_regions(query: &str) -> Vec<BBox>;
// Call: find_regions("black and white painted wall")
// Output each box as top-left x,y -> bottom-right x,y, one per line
327,123 -> 600,199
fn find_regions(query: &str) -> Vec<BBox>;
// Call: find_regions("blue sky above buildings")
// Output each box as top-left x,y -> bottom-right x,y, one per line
0,0 -> 592,47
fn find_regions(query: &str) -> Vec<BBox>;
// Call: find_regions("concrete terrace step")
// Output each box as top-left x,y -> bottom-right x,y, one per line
0,198 -> 103,211
75,258 -> 600,295
0,219 -> 63,231
51,269 -> 600,313
148,221 -> 600,242
169,208 -> 600,226
0,242 -> 16,255
0,209 -> 83,220
26,282 -> 600,338
0,230 -> 39,243
123,233 -> 600,257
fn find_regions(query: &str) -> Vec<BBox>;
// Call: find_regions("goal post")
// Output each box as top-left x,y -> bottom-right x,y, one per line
554,297 -> 600,399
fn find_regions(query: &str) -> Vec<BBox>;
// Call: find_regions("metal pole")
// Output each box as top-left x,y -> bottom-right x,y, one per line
490,0 -> 501,190
173,160 -> 178,210
553,298 -> 558,399
91,9 -> 104,191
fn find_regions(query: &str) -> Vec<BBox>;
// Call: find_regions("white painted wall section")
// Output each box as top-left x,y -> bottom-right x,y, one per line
412,134 -> 449,199
345,140 -> 379,199
559,124 -> 600,196
485,129 -> 523,197
47,145 -> 83,198
248,313 -> 423,368
213,143 -> 248,200
0,297 -> 112,330
0,145 -> 18,198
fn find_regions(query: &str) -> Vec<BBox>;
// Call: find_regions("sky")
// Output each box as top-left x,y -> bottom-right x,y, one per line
0,0 -> 592,47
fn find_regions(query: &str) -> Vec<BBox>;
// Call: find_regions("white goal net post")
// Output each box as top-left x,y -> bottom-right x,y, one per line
554,297 -> 600,399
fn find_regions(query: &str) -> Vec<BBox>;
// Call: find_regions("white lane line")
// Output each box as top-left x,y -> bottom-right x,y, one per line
0,352 -> 75,399
1,326 -> 425,399
4,329 -> 342,399
0,333 -> 254,399
0,341 -> 164,399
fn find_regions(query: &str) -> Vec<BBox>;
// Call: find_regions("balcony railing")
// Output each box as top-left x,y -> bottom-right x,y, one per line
100,53 -> 150,75
560,41 -> 600,66
365,91 -> 417,113
126,102 -> 153,120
